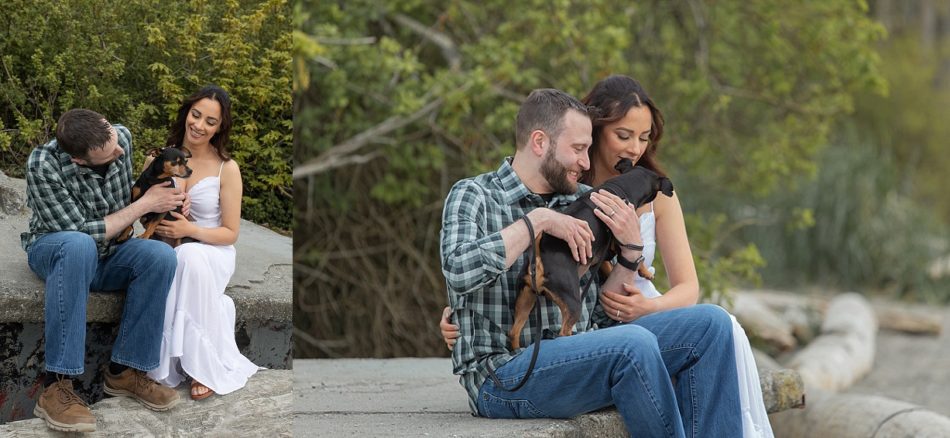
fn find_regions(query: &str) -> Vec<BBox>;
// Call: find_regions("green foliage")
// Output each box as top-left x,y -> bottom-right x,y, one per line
683,213 -> 767,305
295,0 -> 885,357
736,16 -> 950,303
850,35 -> 950,222
1,0 -> 292,231
740,130 -> 950,302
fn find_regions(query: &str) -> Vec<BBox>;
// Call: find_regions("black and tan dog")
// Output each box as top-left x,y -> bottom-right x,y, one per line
510,158 -> 674,349
115,146 -> 193,247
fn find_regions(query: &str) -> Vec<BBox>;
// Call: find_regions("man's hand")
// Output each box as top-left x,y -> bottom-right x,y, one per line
439,307 -> 459,351
181,192 -> 192,218
137,181 -> 184,214
529,208 -> 595,263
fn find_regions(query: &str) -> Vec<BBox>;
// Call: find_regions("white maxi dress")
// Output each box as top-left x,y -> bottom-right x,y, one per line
631,205 -> 773,438
148,163 -> 261,394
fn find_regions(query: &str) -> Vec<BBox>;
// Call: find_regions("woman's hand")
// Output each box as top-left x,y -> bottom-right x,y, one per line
600,283 -> 658,323
155,211 -> 196,239
439,306 -> 460,351
590,190 -> 641,249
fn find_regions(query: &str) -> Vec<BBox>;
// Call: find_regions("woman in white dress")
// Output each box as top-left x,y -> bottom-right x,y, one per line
146,85 -> 259,400
580,75 -> 772,437
440,75 -> 772,437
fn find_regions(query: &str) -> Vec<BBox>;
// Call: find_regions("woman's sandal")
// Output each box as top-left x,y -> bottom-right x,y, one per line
190,380 -> 214,401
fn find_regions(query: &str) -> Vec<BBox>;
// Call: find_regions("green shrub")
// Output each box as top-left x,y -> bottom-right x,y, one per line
0,0 -> 292,232
741,128 -> 950,302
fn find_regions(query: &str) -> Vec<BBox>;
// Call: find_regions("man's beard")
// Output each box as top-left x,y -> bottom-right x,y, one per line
540,146 -> 577,195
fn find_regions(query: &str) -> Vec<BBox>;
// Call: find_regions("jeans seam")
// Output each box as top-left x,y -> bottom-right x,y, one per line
631,354 -> 676,437
111,261 -> 138,353
689,362 -> 698,438
56,243 -> 68,371
660,343 -> 696,352
663,344 -> 700,437
500,346 -> 641,378
480,390 -> 547,418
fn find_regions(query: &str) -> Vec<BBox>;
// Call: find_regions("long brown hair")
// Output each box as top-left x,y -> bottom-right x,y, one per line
166,85 -> 233,161
581,75 -> 665,185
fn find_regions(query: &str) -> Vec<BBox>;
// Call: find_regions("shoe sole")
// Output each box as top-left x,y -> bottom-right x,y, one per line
103,384 -> 181,411
33,404 -> 96,433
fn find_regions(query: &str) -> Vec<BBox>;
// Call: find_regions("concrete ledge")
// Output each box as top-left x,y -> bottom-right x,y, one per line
0,213 -> 291,324
0,171 -> 292,423
0,369 -> 291,437
294,358 -> 803,437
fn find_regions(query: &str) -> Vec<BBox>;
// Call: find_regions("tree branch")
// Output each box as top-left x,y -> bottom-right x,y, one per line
391,13 -> 462,71
293,98 -> 443,179
315,36 -> 377,45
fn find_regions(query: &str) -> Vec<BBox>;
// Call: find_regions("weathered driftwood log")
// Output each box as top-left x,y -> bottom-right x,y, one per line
770,391 -> 950,438
741,289 -> 943,336
769,292 -> 950,437
730,294 -> 798,354
786,292 -> 877,392
873,305 -> 943,336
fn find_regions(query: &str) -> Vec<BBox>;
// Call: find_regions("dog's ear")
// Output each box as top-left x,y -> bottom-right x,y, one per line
146,148 -> 162,158
178,146 -> 192,158
613,158 -> 634,173
659,178 -> 674,197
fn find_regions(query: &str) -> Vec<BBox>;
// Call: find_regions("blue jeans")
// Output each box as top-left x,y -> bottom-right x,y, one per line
477,304 -> 741,437
26,231 -> 176,375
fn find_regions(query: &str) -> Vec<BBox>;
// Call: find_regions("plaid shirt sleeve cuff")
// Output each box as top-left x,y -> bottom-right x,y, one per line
477,231 -> 506,274
590,303 -> 619,328
81,218 -> 107,243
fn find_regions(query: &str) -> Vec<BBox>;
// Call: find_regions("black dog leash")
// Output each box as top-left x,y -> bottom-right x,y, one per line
486,215 -> 545,392
485,215 -> 600,393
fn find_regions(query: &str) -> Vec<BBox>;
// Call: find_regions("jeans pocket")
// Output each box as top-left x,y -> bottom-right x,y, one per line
478,390 -> 546,419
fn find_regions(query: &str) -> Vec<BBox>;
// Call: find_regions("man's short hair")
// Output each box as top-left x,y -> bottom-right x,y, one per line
515,89 -> 591,149
55,109 -> 111,158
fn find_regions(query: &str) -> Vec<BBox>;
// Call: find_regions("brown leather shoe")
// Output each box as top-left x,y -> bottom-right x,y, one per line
33,378 -> 96,432
104,368 -> 180,411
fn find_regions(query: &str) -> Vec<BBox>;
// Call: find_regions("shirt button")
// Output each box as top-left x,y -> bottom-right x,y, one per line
483,394 -> 488,400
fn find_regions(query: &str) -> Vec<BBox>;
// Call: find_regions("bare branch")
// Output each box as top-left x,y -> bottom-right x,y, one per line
315,36 -> 378,45
314,56 -> 337,69
293,98 -> 443,179
491,85 -> 525,102
293,328 -> 347,357
295,151 -> 384,176
391,13 -> 462,71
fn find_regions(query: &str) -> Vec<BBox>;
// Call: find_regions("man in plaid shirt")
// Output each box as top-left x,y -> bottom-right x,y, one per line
440,89 -> 741,436
21,109 -> 184,432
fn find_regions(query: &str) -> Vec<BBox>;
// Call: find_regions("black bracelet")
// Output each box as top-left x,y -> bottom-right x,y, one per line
616,253 -> 644,272
618,242 -> 644,251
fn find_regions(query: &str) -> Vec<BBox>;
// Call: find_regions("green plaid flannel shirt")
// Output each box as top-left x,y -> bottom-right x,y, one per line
440,158 -> 615,414
21,124 -> 134,259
